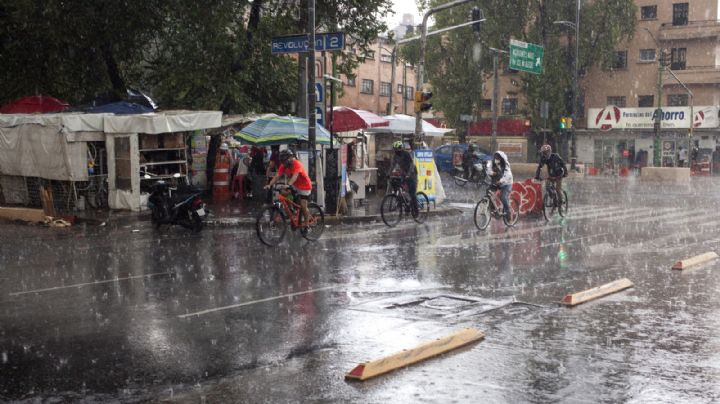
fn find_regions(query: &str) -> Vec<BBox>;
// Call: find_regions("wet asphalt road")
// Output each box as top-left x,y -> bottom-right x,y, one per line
1,176 -> 720,403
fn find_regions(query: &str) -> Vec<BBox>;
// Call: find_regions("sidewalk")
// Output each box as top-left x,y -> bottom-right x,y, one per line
71,191 -> 462,228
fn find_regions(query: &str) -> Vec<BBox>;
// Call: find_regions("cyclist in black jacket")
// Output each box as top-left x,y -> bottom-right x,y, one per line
390,140 -> 418,215
535,144 -> 568,201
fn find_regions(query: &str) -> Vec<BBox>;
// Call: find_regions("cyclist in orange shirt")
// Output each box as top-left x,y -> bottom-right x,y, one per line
265,150 -> 312,227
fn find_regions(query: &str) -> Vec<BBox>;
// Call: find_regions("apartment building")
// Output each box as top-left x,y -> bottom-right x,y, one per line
330,36 -> 417,117
580,0 -> 720,169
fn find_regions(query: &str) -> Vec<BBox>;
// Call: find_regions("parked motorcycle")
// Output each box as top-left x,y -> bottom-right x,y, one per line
145,173 -> 206,233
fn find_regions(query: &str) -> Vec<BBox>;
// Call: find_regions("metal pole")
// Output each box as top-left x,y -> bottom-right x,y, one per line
654,57 -> 663,167
570,0 -> 579,170
307,0 -> 316,181
492,52 -> 498,152
390,47 -> 396,116
415,0 -> 479,141
403,61 -> 407,114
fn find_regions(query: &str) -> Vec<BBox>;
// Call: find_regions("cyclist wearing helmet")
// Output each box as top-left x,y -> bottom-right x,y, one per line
265,150 -> 312,226
535,144 -> 568,200
486,151 -> 513,220
390,140 -> 419,215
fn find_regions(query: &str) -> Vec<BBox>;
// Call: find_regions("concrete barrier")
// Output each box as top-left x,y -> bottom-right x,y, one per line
640,167 -> 690,182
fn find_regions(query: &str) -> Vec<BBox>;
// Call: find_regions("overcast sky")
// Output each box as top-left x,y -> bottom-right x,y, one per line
385,0 -> 423,27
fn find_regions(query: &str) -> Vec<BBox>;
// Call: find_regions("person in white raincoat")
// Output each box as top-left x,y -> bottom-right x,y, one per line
486,151 -> 513,219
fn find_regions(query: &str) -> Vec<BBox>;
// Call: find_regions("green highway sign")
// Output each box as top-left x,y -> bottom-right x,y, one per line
509,39 -> 544,74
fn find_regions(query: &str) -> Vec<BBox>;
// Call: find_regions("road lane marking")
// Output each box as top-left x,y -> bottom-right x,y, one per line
178,285 -> 338,318
8,272 -> 171,296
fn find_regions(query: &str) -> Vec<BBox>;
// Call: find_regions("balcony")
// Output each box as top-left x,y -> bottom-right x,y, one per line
663,65 -> 720,86
658,20 -> 720,41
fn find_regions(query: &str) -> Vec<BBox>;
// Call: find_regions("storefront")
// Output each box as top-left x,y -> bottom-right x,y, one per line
580,106 -> 720,172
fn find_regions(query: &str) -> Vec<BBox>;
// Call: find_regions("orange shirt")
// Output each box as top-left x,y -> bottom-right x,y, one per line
278,159 -> 312,191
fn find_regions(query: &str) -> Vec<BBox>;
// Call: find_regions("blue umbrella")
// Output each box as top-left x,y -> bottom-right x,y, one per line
234,114 -> 331,146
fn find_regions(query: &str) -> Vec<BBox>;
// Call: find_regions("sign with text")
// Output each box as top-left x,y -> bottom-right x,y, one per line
587,106 -> 719,131
414,149 -> 436,202
509,39 -> 544,74
271,32 -> 345,54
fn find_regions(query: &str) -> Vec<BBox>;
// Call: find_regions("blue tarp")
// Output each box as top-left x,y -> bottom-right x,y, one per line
83,101 -> 153,115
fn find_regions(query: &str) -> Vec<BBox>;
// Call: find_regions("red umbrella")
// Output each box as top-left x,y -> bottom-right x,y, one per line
0,95 -> 70,114
328,107 -> 389,132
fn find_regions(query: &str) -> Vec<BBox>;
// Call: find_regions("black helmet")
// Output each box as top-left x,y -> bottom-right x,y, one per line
279,150 -> 294,163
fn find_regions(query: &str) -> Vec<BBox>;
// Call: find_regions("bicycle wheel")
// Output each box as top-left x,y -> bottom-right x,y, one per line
473,198 -> 491,230
380,194 -> 403,227
256,205 -> 287,246
503,194 -> 520,227
558,190 -> 569,217
300,202 -> 325,241
542,191 -> 556,221
453,169 -> 468,187
413,192 -> 430,224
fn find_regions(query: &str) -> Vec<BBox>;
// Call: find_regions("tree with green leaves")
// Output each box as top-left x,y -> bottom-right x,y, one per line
0,0 -> 392,114
405,0 -> 636,137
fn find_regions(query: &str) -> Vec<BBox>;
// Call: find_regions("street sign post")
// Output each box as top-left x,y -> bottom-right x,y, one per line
509,39 -> 544,74
315,106 -> 324,127
271,32 -> 345,54
315,83 -> 324,103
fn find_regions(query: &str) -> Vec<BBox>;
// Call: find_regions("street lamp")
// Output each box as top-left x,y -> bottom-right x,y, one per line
553,1 -> 580,169
642,27 -> 665,167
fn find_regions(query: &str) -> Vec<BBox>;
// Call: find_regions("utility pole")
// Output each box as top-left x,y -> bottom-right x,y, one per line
571,0 -> 580,171
654,51 -> 665,167
307,0 -> 316,181
488,47 -> 507,153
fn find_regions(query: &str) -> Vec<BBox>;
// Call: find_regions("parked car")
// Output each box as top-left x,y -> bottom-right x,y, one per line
433,144 -> 492,173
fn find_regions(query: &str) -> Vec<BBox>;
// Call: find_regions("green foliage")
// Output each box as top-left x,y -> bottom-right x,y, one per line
404,0 -> 635,132
0,0 -> 391,114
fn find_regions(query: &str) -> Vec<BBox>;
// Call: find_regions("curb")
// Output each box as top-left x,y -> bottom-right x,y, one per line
205,207 -> 463,228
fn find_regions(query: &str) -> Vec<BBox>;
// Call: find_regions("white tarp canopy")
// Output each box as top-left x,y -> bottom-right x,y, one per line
364,114 -> 454,136
0,111 -> 222,182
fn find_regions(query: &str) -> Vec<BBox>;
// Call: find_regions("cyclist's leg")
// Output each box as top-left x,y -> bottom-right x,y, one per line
297,190 -> 311,225
500,183 -> 511,218
556,178 -> 563,202
406,176 -> 418,214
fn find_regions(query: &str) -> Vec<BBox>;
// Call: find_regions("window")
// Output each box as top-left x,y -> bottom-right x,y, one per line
612,51 -> 628,69
607,96 -> 626,107
380,53 -> 392,63
361,79 -> 374,94
397,84 -> 404,94
363,50 -> 375,60
641,5 -> 657,20
638,95 -> 654,107
346,77 -> 356,87
405,86 -> 414,100
667,94 -> 688,106
673,3 -> 688,26
639,49 -> 656,62
380,82 -> 391,97
502,98 -> 518,115
671,47 -> 686,70
481,99 -> 492,111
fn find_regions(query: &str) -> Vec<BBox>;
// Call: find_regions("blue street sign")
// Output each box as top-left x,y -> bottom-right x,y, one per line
315,106 -> 324,127
271,32 -> 345,54
315,83 -> 324,103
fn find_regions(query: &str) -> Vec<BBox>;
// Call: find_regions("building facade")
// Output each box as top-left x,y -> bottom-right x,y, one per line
327,36 -> 416,117
579,0 -> 720,170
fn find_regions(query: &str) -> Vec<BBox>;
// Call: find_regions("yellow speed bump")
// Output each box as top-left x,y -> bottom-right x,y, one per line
345,328 -> 484,381
560,278 -> 634,307
672,252 -> 719,270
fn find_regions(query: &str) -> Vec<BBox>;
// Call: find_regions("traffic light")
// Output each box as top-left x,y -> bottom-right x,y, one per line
566,117 -> 573,129
559,117 -> 568,129
470,7 -> 482,34
414,90 -> 433,113
659,48 -> 671,67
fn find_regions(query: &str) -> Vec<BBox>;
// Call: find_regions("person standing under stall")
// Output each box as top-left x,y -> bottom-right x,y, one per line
678,146 -> 687,168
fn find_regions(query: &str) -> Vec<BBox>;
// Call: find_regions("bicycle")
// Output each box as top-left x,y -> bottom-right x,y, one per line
256,184 -> 325,246
380,176 -> 430,227
539,176 -> 568,220
473,181 -> 519,230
